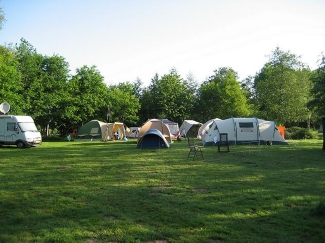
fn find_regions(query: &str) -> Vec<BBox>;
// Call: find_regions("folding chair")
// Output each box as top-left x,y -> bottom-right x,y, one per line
217,133 -> 229,152
187,137 -> 204,159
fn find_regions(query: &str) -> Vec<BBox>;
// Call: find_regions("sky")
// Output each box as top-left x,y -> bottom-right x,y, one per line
1,0 -> 325,87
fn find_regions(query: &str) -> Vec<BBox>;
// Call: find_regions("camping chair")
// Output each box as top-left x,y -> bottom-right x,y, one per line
187,137 -> 204,159
89,128 -> 100,141
217,133 -> 229,152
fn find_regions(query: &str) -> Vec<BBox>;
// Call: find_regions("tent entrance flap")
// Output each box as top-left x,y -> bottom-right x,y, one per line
235,121 -> 259,142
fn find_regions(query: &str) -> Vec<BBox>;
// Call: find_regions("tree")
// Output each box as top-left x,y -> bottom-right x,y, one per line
106,83 -> 141,126
14,38 -> 44,114
254,47 -> 311,125
0,45 -> 23,113
195,67 -> 250,121
139,69 -> 197,124
309,54 -> 325,122
68,65 -> 109,126
0,6 -> 5,30
30,55 -> 71,136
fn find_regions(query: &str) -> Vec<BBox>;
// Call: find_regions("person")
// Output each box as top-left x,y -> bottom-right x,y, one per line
114,132 -> 118,140
70,130 -> 76,140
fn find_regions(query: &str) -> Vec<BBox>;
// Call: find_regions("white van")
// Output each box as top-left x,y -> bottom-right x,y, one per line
0,115 -> 42,148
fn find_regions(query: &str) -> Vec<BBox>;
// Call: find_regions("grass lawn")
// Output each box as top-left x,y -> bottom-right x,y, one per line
0,138 -> 325,243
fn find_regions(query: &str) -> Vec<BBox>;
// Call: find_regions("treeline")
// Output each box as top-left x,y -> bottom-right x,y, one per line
0,38 -> 324,136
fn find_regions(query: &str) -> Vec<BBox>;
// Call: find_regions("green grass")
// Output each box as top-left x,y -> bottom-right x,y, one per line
1,139 -> 325,243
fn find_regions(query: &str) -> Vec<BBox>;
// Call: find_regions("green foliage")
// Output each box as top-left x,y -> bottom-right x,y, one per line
309,54 -> 325,118
0,6 -> 4,30
0,45 -> 23,114
68,65 -> 109,125
106,83 -> 141,125
254,47 -> 311,125
1,38 -> 322,139
139,69 -> 197,124
285,126 -> 318,139
196,67 -> 251,120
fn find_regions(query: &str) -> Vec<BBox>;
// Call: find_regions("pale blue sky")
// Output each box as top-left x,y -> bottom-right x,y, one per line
1,0 -> 325,86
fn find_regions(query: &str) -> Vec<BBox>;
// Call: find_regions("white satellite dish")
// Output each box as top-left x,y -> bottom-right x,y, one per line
0,102 -> 10,114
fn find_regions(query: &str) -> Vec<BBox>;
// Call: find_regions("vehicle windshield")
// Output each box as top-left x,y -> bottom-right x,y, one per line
19,122 -> 38,132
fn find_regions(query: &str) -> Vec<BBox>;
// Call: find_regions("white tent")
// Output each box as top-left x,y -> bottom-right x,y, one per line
202,117 -> 288,146
198,118 -> 221,140
179,120 -> 202,138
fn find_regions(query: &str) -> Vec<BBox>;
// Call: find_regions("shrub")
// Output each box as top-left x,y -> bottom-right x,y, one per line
286,127 -> 318,139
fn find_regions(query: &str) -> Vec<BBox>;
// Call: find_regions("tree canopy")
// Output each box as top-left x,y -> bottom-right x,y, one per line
1,39 -> 324,135
196,67 -> 251,121
253,47 -> 311,125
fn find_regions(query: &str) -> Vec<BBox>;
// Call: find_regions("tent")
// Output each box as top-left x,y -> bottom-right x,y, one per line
76,120 -> 107,140
76,120 -> 126,141
161,119 -> 179,138
125,126 -> 140,138
202,117 -> 288,146
103,122 -> 126,140
137,129 -> 170,148
179,120 -> 202,138
138,119 -> 173,143
198,118 -> 221,140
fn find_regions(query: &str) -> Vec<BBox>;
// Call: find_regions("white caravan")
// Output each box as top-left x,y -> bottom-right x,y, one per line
0,115 -> 42,148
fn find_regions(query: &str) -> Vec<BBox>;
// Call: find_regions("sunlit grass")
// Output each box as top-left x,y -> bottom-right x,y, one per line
0,139 -> 325,242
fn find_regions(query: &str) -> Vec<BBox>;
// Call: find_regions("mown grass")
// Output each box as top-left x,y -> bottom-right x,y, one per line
0,139 -> 325,243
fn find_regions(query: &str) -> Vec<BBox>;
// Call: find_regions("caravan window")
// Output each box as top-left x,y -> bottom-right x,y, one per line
7,123 -> 16,131
18,122 -> 38,132
239,122 -> 254,132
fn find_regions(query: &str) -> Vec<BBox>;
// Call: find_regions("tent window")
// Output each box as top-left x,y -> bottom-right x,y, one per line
167,124 -> 179,135
90,128 -> 99,134
214,125 -> 219,130
239,122 -> 254,132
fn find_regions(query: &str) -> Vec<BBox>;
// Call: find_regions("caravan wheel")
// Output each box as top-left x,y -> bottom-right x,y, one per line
16,141 -> 25,149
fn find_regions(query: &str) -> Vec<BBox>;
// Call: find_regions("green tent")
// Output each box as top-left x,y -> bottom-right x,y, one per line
76,120 -> 106,140
76,120 -> 126,141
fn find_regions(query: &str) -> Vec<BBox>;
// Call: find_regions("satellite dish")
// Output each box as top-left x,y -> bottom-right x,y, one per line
0,102 -> 10,114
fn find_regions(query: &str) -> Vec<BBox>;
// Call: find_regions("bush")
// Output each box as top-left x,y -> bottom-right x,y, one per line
42,136 -> 66,142
285,126 -> 319,139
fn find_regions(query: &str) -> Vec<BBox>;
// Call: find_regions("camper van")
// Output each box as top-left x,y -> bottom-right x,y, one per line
0,115 -> 42,148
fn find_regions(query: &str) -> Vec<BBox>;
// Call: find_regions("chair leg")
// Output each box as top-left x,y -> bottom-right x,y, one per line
188,149 -> 197,159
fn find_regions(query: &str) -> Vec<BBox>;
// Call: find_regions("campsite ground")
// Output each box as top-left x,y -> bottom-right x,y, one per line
0,139 -> 325,242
